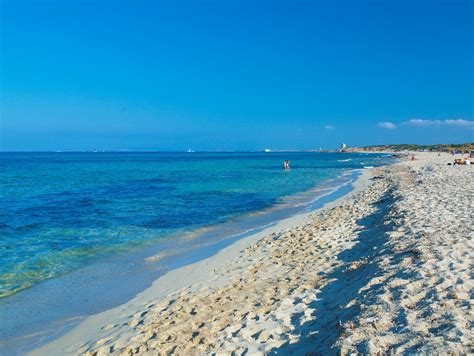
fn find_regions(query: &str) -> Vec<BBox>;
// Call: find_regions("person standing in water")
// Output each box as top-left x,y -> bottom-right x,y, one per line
283,160 -> 290,171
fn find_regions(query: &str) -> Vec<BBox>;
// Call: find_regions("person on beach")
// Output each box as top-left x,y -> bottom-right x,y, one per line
411,155 -> 416,161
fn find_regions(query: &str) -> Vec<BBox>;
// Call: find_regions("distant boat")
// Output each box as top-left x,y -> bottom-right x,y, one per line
187,149 -> 194,153
264,148 -> 271,153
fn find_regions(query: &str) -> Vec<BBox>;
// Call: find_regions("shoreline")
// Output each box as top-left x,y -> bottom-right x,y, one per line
22,152 -> 474,354
29,169 -> 375,355
1,163 -> 375,355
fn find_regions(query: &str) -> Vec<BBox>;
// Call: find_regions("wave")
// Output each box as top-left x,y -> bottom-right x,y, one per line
337,158 -> 352,162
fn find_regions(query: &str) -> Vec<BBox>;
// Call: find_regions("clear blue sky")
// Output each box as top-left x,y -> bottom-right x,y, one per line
0,0 -> 472,151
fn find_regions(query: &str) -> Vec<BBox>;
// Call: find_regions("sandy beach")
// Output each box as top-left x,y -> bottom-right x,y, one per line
31,152 -> 473,355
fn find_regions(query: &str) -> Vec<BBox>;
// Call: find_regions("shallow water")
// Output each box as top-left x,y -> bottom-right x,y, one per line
0,151 -> 387,298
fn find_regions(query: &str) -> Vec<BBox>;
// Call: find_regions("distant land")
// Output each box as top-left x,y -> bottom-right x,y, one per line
347,143 -> 474,153
2,143 -> 473,154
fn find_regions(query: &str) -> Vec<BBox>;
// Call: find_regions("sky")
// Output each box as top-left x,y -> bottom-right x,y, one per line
0,0 -> 473,151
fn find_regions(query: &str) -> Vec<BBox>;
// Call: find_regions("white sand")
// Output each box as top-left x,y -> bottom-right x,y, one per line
31,152 -> 473,355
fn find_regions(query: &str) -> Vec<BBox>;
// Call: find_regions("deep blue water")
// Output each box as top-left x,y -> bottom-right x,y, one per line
0,151 -> 387,298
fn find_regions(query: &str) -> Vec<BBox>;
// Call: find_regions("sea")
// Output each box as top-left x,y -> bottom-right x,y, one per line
0,151 -> 391,353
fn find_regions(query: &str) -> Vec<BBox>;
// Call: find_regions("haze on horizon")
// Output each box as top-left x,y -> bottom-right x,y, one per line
0,0 -> 472,152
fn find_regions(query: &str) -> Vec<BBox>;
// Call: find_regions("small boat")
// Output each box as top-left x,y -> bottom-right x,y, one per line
264,148 -> 271,153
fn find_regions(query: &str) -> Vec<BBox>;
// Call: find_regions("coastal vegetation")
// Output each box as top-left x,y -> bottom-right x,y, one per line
350,143 -> 474,152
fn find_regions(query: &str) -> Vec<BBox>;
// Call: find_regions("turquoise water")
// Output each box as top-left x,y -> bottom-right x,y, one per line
0,151 -> 387,298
